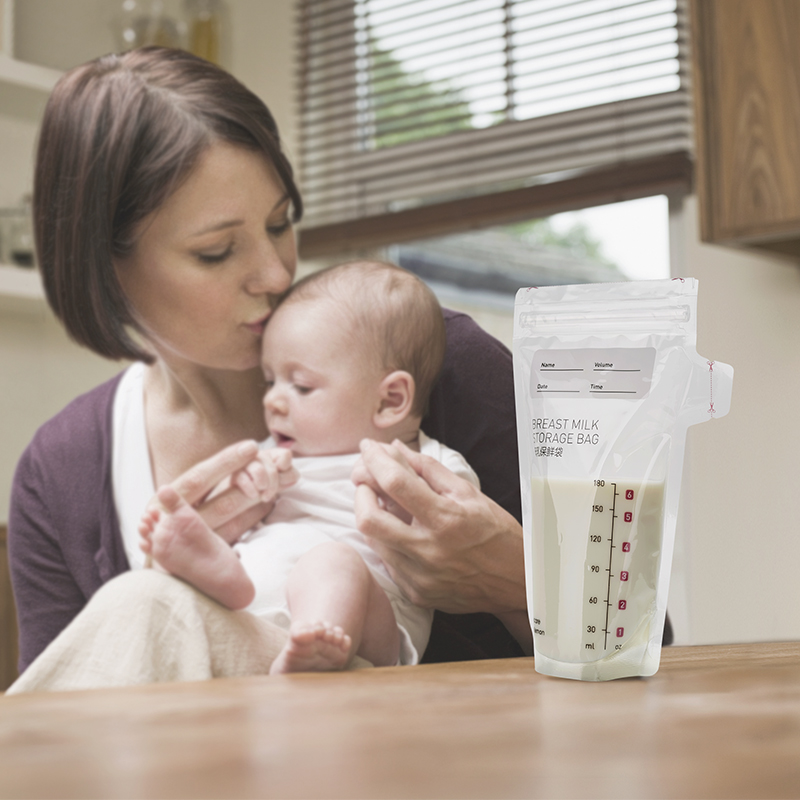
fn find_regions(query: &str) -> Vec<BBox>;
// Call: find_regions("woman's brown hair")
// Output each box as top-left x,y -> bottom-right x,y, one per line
34,46 -> 303,362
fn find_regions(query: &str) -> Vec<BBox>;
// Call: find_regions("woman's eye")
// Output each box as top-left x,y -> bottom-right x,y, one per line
196,246 -> 233,264
267,219 -> 292,237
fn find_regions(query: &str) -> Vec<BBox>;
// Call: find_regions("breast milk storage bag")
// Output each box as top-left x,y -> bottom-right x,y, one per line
513,279 -> 732,681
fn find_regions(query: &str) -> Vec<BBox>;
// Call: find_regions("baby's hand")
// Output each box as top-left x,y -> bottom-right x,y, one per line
231,447 -> 299,505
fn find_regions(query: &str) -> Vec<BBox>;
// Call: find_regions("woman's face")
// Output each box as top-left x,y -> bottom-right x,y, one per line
116,142 -> 297,372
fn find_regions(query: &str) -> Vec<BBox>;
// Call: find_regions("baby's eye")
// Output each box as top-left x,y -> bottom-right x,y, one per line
294,385 -> 312,395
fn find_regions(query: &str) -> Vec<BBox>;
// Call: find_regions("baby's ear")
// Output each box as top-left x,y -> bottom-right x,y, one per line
374,370 -> 415,428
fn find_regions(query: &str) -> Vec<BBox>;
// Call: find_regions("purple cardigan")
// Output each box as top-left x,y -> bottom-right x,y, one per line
9,309 -> 524,673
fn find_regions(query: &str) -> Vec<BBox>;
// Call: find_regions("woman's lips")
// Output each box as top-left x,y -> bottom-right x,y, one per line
244,312 -> 271,336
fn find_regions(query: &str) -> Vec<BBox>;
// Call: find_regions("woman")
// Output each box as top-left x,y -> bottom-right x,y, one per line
8,47 -> 529,691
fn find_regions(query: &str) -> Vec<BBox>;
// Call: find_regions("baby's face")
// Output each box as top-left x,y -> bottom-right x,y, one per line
260,298 -> 383,457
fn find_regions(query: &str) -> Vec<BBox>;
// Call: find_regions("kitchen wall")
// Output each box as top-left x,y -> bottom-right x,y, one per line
669,195 -> 800,645
1,0 -> 798,647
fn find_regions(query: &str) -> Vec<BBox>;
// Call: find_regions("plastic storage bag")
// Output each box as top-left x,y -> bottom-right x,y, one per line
512,279 -> 732,680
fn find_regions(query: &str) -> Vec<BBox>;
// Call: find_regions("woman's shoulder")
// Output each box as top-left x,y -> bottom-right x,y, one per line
442,308 -> 511,359
424,307 -> 521,522
20,369 -> 128,475
439,307 -> 513,394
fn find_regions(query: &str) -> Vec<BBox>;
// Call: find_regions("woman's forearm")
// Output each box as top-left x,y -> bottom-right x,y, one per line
443,505 -> 528,615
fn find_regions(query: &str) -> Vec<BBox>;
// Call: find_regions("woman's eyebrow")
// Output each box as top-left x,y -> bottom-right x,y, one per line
190,195 -> 291,238
272,194 -> 291,212
189,219 -> 244,238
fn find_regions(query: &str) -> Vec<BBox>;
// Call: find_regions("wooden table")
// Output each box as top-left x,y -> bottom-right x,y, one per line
1,642 -> 799,799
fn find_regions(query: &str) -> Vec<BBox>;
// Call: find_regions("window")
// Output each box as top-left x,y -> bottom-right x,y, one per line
385,194 -> 670,347
296,0 -> 692,258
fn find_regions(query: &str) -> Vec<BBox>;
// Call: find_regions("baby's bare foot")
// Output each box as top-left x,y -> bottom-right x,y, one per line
149,486 -> 254,609
269,622 -> 352,674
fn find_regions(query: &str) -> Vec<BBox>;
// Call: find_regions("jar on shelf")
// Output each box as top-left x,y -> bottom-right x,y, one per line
0,196 -> 35,269
184,0 -> 223,65
112,0 -> 185,51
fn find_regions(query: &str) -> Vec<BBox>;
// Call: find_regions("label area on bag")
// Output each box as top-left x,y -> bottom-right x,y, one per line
531,348 -> 656,399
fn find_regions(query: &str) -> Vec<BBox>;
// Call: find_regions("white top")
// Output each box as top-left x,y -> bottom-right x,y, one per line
112,362 -> 153,571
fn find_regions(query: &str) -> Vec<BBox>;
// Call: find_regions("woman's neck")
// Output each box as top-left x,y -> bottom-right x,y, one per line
143,357 -> 268,486
147,357 -> 265,429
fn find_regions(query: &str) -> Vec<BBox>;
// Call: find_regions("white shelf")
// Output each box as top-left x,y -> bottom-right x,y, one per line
0,53 -> 61,93
0,263 -> 44,301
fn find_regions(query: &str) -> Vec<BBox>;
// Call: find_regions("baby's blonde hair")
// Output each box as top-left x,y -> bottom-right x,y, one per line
276,261 -> 446,418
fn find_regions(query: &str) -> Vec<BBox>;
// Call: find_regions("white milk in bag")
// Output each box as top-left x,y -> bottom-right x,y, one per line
512,279 -> 732,681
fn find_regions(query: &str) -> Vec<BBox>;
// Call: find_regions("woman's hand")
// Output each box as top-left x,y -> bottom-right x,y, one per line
352,438 -> 527,617
150,440 -> 279,544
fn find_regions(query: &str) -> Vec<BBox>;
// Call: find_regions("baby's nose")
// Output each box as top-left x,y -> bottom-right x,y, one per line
264,386 -> 286,414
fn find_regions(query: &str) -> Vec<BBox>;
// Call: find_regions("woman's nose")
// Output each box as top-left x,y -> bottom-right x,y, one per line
246,237 -> 296,297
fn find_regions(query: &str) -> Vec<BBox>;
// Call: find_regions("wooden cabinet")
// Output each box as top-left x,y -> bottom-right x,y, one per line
690,0 -> 800,258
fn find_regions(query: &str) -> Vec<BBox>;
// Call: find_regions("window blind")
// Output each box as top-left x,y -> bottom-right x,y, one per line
296,0 -> 693,257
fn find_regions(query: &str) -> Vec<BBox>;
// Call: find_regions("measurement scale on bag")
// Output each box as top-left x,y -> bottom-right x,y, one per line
529,476 -> 665,663
581,478 -> 664,656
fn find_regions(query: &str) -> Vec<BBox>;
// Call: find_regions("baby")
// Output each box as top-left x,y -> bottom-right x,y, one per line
139,261 -> 479,673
